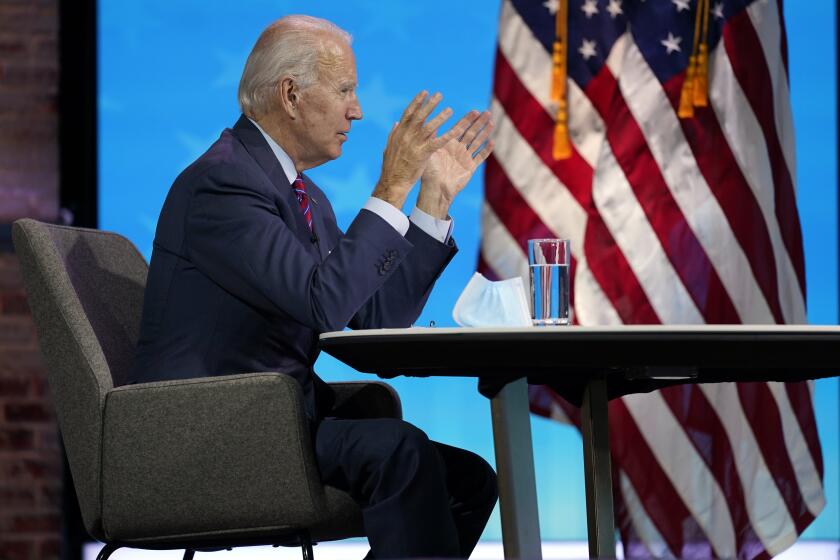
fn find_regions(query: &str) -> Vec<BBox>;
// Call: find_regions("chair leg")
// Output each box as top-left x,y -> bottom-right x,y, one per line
300,531 -> 314,560
96,543 -> 120,560
183,550 -> 195,560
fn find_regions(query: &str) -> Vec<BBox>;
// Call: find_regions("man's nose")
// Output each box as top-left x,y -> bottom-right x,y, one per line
348,98 -> 362,121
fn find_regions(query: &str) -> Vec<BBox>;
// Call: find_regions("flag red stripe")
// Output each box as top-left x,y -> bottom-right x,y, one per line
736,383 -> 815,532
661,77 -> 786,324
784,382 -> 825,479
723,12 -> 806,297
585,68 -> 742,324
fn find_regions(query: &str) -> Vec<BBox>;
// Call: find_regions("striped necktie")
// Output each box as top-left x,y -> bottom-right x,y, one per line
291,174 -> 313,232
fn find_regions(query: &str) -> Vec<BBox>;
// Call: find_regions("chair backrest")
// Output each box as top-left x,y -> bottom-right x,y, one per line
12,219 -> 148,539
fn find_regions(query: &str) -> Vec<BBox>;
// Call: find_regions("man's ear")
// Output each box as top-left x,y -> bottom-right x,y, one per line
277,77 -> 299,118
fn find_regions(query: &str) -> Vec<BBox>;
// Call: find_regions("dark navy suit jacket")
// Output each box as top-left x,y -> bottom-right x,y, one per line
130,116 -> 457,420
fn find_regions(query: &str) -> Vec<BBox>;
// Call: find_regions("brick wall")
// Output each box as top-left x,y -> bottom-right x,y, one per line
0,255 -> 61,560
0,0 -> 60,223
0,0 -> 63,559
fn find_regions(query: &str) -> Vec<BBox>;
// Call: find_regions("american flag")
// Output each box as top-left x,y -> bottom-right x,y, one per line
480,0 -> 825,557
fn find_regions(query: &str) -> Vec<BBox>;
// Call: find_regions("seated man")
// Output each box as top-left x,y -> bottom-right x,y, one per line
130,14 -> 497,560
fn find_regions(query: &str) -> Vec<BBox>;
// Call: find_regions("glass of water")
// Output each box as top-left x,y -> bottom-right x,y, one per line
528,239 -> 571,326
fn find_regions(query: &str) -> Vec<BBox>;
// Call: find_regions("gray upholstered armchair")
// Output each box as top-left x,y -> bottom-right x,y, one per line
12,219 -> 402,560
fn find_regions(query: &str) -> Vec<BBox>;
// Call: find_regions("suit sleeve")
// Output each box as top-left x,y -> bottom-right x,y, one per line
184,164 -> 414,333
307,183 -> 456,330
349,222 -> 457,329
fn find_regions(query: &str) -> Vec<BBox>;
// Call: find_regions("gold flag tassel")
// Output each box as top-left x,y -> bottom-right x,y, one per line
551,0 -> 571,160
692,0 -> 711,107
678,0 -> 706,118
678,54 -> 698,118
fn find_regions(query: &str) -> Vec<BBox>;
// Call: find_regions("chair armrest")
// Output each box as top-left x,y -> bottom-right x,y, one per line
328,381 -> 402,420
100,373 -> 325,542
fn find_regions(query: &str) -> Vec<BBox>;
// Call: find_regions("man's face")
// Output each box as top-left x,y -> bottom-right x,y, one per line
294,38 -> 362,167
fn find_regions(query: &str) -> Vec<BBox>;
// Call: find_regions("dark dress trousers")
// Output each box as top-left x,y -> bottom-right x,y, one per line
131,116 -> 497,558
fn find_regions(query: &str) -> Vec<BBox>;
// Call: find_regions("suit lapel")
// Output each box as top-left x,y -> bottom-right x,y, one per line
231,115 -> 318,254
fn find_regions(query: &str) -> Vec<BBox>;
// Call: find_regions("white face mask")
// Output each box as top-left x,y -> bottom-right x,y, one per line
452,272 -> 532,327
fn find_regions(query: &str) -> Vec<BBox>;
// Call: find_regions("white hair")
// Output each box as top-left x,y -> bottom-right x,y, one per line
238,15 -> 352,118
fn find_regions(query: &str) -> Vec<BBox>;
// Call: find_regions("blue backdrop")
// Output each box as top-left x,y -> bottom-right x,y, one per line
98,0 -> 838,541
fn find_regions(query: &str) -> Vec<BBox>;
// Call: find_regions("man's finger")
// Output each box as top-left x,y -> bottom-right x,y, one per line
414,91 -> 444,125
466,118 -> 494,152
472,139 -> 495,167
384,121 -> 399,145
399,90 -> 429,124
463,112 -> 491,148
423,107 -> 454,138
458,111 -> 484,145
432,111 -> 476,150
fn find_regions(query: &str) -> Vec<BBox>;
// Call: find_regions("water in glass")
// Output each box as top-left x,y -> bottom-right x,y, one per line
530,262 -> 570,326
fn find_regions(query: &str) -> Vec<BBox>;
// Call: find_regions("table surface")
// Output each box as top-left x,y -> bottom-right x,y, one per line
319,325 -> 840,403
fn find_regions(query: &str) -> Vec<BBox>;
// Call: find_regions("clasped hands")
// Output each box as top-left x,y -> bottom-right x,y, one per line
372,91 -> 494,219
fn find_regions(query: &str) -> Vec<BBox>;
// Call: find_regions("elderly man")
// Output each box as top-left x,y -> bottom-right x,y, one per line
131,14 -> 497,560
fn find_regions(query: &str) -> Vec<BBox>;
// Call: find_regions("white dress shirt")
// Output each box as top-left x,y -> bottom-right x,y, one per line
248,118 -> 453,244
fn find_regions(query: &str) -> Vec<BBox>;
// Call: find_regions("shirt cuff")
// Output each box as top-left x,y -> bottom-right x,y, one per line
363,197 -> 409,236
409,206 -> 454,244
